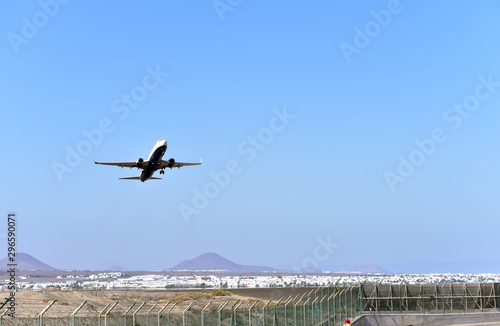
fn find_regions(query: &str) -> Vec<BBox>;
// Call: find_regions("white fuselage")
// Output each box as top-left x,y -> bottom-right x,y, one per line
140,138 -> 167,181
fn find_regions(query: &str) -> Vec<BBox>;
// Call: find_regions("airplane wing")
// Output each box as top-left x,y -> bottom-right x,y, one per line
94,159 -> 148,169
159,158 -> 202,169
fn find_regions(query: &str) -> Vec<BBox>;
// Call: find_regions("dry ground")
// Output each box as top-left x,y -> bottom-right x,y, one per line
0,289 -> 254,318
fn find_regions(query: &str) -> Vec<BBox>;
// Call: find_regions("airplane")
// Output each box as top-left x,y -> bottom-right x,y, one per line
94,138 -> 201,182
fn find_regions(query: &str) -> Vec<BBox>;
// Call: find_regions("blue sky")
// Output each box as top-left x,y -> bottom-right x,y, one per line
1,1 -> 500,274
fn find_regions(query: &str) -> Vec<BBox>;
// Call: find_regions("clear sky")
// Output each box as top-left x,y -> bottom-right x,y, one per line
1,1 -> 500,274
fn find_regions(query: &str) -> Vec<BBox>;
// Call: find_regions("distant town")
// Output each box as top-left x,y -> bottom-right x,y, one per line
2,253 -> 499,292
3,272 -> 500,292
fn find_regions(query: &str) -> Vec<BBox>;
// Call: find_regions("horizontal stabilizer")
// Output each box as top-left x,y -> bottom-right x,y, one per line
119,176 -> 162,180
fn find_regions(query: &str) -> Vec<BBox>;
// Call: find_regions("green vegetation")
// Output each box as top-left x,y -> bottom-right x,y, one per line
210,289 -> 231,296
173,291 -> 212,302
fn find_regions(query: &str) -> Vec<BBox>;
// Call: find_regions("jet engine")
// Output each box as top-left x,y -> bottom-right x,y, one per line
136,158 -> 144,167
168,158 -> 175,168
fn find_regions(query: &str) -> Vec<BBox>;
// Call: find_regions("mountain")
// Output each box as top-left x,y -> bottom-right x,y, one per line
298,267 -> 322,274
0,253 -> 57,271
170,253 -> 279,273
349,265 -> 392,274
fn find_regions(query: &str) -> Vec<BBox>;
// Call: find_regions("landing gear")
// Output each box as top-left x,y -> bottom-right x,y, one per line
160,170 -> 165,174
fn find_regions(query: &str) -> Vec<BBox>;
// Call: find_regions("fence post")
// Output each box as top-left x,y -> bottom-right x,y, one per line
294,294 -> 304,326
254,299 -> 263,326
303,298 -> 311,326
0,298 -> 9,311
104,301 -> 119,326
340,288 -> 343,324
249,300 -> 258,326
358,282 -> 364,315
38,299 -> 57,326
327,293 -> 335,325
97,303 -> 111,326
481,282 -> 485,312
272,298 -> 282,326
320,295 -> 327,324
218,301 -> 229,326
244,300 -> 252,326
201,300 -> 213,326
263,299 -> 273,326
157,301 -> 171,326
133,302 -> 146,326
147,302 -> 158,326
124,302 -> 136,326
70,300 -> 86,326
494,283 -> 499,311
284,296 -> 294,326
234,300 -> 243,326
351,285 -> 354,320
333,291 -> 337,326
311,297 -> 318,325
229,300 -> 240,326
183,301 -> 196,326
166,302 -> 177,326
0,298 -> 10,326
0,307 -> 10,326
